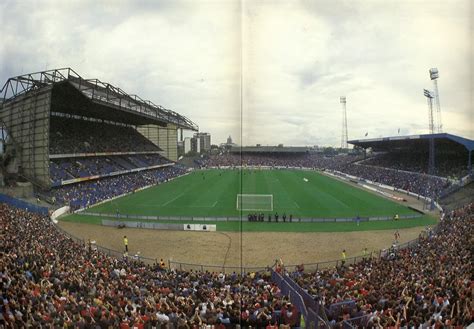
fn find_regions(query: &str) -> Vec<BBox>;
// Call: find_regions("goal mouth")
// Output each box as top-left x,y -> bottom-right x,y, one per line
236,194 -> 273,211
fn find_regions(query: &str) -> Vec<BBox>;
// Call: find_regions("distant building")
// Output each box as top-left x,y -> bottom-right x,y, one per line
177,140 -> 184,156
191,136 -> 201,153
184,137 -> 192,154
182,134 -> 210,155
220,135 -> 238,149
193,132 -> 211,152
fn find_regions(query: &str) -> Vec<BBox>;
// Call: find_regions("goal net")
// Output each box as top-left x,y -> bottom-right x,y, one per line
236,194 -> 273,211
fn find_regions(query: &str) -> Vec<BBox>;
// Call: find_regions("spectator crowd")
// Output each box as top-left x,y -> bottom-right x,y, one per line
0,204 -> 298,328
18,117 -> 470,327
50,154 -> 169,184
46,116 -> 184,209
362,152 -> 471,179
50,166 -> 186,209
340,164 -> 449,199
289,203 -> 473,328
1,202 -> 472,328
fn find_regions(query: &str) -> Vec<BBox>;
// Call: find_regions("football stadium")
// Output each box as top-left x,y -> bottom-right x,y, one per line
1,67 -> 473,328
1,2 -> 473,328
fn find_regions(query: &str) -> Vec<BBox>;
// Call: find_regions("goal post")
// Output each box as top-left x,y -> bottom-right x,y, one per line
236,194 -> 273,211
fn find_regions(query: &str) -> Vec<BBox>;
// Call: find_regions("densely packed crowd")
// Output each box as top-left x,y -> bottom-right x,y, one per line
50,166 -> 186,209
49,117 -> 160,154
203,153 -> 312,168
362,152 -> 471,179
50,154 -> 169,184
205,153 -> 452,198
290,203 -> 473,328
340,164 -> 449,199
1,201 -> 472,328
202,153 -> 359,170
0,204 -> 299,328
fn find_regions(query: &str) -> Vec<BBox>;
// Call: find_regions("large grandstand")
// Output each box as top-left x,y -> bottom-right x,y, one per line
0,68 -> 197,207
1,68 -> 473,328
349,134 -> 473,180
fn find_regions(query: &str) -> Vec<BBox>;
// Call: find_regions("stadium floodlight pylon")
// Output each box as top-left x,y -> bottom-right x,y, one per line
423,89 -> 435,134
340,96 -> 348,149
423,88 -> 436,175
236,194 -> 273,211
429,68 -> 442,133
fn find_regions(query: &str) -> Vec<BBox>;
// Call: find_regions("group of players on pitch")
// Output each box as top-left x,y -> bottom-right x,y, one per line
247,212 -> 293,222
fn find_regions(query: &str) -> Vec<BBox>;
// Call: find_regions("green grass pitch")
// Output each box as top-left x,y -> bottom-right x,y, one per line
65,169 -> 437,232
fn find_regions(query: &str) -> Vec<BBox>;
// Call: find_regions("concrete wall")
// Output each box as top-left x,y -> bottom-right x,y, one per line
0,88 -> 51,187
137,124 -> 178,161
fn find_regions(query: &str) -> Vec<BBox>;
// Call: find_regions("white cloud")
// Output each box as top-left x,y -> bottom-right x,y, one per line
0,0 -> 472,146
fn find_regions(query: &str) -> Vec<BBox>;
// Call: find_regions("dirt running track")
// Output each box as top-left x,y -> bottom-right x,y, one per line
58,221 -> 426,270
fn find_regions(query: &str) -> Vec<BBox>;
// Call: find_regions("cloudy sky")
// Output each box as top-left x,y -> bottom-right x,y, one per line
0,0 -> 472,146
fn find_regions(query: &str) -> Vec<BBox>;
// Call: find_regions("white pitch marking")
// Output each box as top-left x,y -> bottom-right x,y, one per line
162,193 -> 184,206
212,201 -> 218,207
294,202 -> 300,208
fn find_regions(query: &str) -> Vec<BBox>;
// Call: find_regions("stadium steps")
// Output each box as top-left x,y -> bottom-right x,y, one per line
112,156 -> 137,170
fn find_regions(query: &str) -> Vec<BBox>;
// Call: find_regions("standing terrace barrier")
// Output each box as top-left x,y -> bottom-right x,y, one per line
168,260 -> 267,274
342,314 -> 371,328
325,300 -> 356,321
271,270 -> 328,328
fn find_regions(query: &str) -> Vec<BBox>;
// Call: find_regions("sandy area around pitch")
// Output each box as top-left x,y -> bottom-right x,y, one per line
58,221 -> 425,270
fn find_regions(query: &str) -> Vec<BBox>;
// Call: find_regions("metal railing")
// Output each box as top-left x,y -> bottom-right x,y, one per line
168,260 -> 268,274
79,211 -> 421,223
272,270 -> 325,328
343,315 -> 370,328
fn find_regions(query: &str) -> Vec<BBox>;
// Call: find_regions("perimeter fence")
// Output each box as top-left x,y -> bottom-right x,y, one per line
78,210 -> 421,223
